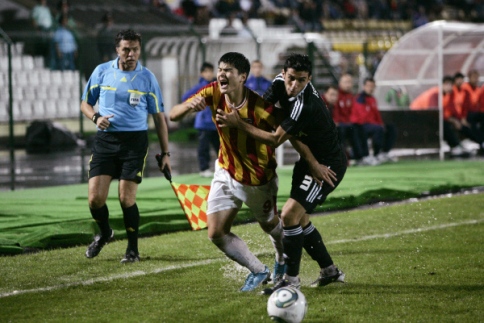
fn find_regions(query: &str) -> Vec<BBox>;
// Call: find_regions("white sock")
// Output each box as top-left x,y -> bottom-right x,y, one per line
269,221 -> 285,264
211,233 -> 265,273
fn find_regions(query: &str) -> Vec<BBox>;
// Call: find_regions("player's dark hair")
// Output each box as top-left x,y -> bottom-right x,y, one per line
454,72 -> 464,79
200,62 -> 214,73
115,29 -> 142,47
443,75 -> 454,84
283,54 -> 312,76
218,52 -> 250,81
325,84 -> 338,92
363,77 -> 375,85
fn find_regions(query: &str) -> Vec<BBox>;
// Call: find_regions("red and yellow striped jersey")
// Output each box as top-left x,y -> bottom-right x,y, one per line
186,81 -> 278,186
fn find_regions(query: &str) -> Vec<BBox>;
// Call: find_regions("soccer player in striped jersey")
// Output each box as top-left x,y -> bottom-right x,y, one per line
217,53 -> 347,294
170,52 -> 284,292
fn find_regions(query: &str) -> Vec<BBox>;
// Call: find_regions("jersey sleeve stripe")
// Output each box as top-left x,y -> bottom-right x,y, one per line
149,92 -> 161,113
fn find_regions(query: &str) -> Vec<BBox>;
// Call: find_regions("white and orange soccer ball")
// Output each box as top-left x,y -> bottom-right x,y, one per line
267,287 -> 308,323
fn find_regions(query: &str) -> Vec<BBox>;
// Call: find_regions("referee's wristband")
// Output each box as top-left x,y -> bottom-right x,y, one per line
92,113 -> 101,125
160,152 -> 170,157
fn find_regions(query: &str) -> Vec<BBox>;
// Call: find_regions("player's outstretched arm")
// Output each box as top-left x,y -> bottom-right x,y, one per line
216,109 -> 290,147
152,112 -> 171,174
169,96 -> 206,121
290,138 -> 337,187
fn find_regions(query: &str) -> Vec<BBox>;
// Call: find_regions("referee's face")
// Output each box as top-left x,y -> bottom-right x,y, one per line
282,68 -> 311,98
116,40 -> 141,71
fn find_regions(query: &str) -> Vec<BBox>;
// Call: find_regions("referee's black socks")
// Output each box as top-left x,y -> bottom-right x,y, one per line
122,203 -> 140,255
302,222 -> 334,268
90,204 -> 112,237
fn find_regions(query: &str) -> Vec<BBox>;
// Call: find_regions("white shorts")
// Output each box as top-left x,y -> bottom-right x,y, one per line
206,162 -> 278,223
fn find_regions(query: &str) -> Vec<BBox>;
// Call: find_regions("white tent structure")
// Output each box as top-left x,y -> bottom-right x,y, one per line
374,21 -> 484,159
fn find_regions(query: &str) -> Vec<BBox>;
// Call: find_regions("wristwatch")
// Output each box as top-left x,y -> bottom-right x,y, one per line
92,113 -> 101,124
160,152 -> 170,157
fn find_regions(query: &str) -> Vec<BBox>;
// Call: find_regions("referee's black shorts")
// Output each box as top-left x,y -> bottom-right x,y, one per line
290,157 -> 347,213
88,131 -> 149,184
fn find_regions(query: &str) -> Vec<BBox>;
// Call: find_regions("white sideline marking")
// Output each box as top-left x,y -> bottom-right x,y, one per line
328,219 -> 482,245
0,219 -> 482,299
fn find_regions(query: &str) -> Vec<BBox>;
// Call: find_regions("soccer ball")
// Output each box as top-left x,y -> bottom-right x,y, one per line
267,287 -> 308,323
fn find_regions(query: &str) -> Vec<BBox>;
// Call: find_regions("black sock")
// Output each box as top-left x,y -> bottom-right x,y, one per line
303,222 -> 333,268
122,203 -> 140,254
90,204 -> 111,237
283,225 -> 304,277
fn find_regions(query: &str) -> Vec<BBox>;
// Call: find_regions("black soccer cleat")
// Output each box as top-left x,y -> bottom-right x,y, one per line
310,267 -> 345,287
120,250 -> 140,264
85,229 -> 114,258
262,277 -> 300,295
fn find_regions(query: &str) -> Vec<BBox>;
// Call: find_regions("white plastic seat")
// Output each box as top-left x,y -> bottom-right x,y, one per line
0,101 -> 8,122
13,71 -> 28,86
21,55 -> 35,70
44,99 -> 57,118
35,85 -> 49,100
56,99 -> 71,118
19,101 -> 32,121
33,56 -> 45,69
51,71 -> 63,85
12,87 -> 24,101
32,100 -> 45,119
27,70 -> 41,86
24,87 -> 37,101
39,70 -> 51,84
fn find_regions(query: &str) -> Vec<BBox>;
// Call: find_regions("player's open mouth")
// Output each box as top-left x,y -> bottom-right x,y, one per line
219,80 -> 229,89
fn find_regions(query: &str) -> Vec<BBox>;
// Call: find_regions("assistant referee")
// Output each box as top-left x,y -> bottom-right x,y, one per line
80,29 -> 171,263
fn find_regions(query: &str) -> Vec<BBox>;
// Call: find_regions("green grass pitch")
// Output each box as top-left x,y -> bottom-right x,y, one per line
0,191 -> 482,322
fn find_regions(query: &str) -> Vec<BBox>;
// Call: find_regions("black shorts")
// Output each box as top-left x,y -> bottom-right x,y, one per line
290,158 -> 347,213
89,131 -> 149,183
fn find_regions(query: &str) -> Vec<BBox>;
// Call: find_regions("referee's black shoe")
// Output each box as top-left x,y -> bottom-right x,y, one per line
85,229 -> 114,258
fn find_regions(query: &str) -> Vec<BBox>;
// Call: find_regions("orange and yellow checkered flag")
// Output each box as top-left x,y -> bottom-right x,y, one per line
171,182 -> 211,231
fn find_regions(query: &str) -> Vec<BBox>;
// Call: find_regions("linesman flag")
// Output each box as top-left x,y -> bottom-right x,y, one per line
171,182 -> 210,230
156,154 -> 211,231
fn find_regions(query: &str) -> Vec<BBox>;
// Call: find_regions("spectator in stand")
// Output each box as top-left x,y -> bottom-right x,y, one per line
246,60 -> 272,96
31,0 -> 53,32
54,0 -> 77,35
351,77 -> 397,165
219,13 -> 238,36
298,0 -> 323,32
334,74 -> 363,163
322,84 -> 338,112
453,72 -> 472,122
461,70 -> 484,141
214,0 -> 241,18
96,12 -> 116,63
53,14 -> 77,71
442,75 -> 484,157
31,0 -> 53,64
412,5 -> 429,28
181,62 -> 220,177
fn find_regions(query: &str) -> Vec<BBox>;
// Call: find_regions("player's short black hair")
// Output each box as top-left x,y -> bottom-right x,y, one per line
115,29 -> 142,47
218,52 -> 250,79
200,62 -> 214,73
454,72 -> 464,79
363,77 -> 375,85
325,84 -> 339,92
283,53 -> 312,76
443,75 -> 454,84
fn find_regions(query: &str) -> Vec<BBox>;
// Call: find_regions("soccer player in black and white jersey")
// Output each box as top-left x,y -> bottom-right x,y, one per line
217,53 -> 346,293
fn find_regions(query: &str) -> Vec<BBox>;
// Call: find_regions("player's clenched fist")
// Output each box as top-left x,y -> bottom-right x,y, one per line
187,96 -> 206,111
